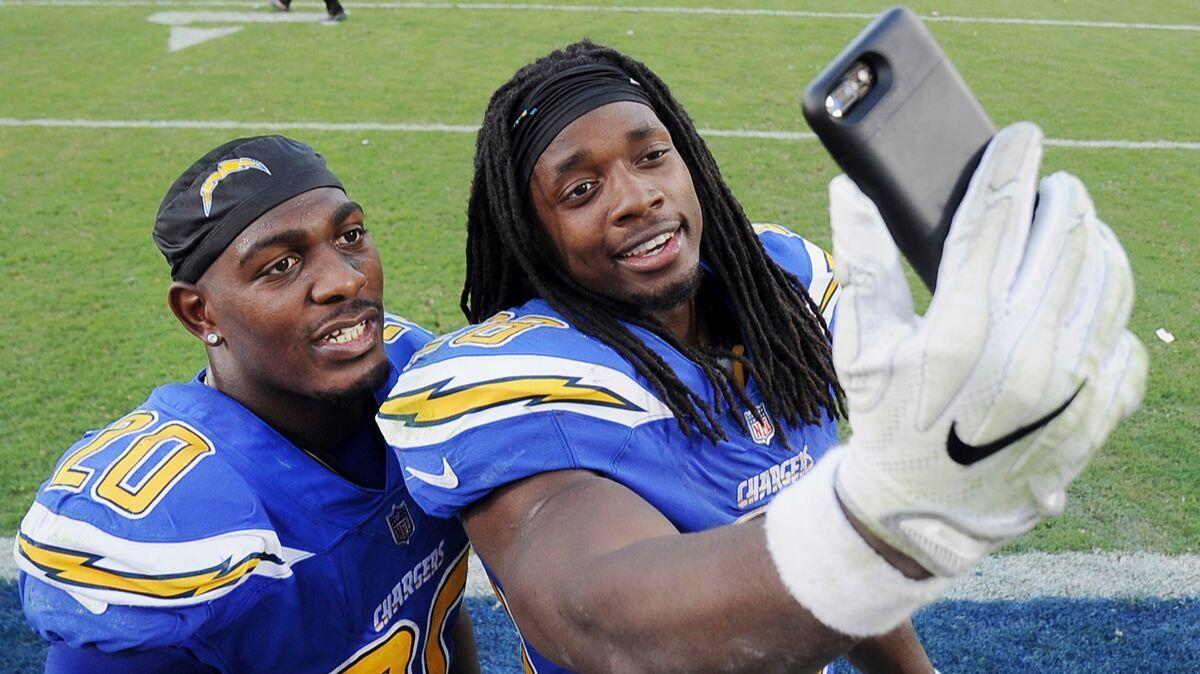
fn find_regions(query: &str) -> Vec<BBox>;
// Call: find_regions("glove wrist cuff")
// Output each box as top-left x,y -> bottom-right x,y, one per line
764,448 -> 950,637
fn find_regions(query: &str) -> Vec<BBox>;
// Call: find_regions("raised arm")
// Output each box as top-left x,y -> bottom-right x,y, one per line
461,123 -> 1147,672
464,469 -> 858,672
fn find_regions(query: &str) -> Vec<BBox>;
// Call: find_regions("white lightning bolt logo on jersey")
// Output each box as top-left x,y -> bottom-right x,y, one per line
378,354 -> 673,448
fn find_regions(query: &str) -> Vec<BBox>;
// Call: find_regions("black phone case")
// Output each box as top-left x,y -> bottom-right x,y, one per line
802,6 -> 995,290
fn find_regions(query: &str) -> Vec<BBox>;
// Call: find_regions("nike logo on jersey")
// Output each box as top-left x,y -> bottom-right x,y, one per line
946,382 -> 1085,466
405,458 -> 459,489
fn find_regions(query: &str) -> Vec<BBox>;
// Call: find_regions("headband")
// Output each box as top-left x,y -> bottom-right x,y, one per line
511,63 -> 653,193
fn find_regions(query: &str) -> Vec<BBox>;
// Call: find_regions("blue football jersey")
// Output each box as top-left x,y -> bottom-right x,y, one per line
378,228 -> 840,673
16,314 -> 472,674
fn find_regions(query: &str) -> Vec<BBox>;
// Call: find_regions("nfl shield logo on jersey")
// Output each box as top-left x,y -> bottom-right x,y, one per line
386,503 -> 415,545
743,403 -> 775,445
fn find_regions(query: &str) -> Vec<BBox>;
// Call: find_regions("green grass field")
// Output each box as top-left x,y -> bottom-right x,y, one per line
1,0 -> 1196,552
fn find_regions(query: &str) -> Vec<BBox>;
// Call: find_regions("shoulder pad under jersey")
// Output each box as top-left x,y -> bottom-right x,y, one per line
753,223 -> 840,325
378,305 -> 673,517
17,385 -> 307,649
382,312 -> 435,366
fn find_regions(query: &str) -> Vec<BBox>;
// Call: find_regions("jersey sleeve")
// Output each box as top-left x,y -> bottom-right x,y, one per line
44,640 -> 217,674
382,313 -> 436,364
377,313 -> 437,404
15,404 -> 303,653
377,322 -> 674,518
753,223 -> 840,327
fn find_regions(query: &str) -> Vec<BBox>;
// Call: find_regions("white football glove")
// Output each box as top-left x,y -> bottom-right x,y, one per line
829,122 -> 1148,578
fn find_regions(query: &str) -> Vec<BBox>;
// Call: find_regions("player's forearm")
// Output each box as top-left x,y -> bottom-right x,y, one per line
844,621 -> 934,674
468,470 -> 934,671
518,520 -> 857,672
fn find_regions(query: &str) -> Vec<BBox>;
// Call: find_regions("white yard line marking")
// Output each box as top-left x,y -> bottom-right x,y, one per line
480,549 -> 1200,601
1043,139 -> 1200,150
0,537 -> 16,581
1,0 -> 1197,32
149,9 -> 327,23
168,24 -> 242,50
147,11 -> 335,50
0,117 -> 482,133
2,117 -> 1197,151
946,551 -> 1200,600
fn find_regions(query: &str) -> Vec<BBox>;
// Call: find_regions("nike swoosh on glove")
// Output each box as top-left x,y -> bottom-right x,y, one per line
829,122 -> 1148,578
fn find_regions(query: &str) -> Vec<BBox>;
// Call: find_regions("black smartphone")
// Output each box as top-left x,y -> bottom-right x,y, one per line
802,6 -> 996,290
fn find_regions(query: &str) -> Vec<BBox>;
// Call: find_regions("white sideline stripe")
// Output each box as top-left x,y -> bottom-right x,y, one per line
2,118 -> 1198,151
946,552 -> 1200,600
2,0 -> 1198,32
1,537 -> 16,581
0,117 -> 480,134
467,551 -> 1200,602
4,537 -> 1196,600
151,9 -> 328,23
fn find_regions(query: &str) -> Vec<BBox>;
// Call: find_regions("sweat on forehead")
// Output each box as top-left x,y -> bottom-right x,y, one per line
510,63 -> 653,194
152,135 -> 345,284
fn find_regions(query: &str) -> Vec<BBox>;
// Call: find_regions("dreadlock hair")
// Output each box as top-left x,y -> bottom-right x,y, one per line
463,40 -> 845,445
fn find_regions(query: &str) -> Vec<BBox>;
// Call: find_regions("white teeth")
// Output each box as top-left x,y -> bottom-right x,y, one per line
622,231 -> 674,258
325,320 -> 366,344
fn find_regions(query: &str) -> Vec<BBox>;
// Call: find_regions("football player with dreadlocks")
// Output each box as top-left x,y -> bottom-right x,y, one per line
378,41 -> 1147,672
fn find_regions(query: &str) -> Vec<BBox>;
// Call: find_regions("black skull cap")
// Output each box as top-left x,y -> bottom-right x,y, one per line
153,135 -> 344,283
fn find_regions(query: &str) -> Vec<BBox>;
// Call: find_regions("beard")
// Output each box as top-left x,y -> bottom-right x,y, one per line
311,357 -> 393,407
624,264 -> 703,313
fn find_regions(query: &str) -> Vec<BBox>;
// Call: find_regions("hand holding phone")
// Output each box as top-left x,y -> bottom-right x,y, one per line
803,6 -> 995,290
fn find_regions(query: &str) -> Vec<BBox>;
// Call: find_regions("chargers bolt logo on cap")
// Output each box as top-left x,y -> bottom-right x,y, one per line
200,158 -> 271,217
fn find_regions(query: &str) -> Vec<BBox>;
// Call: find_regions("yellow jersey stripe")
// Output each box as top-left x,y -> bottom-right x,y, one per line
751,223 -> 801,239
731,344 -> 747,389
818,250 -> 839,315
486,575 -> 539,674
